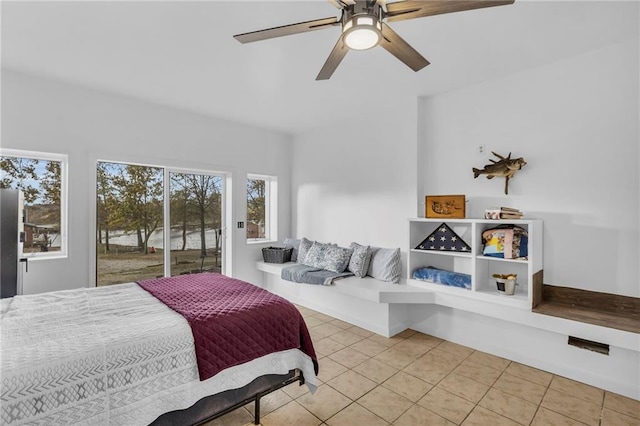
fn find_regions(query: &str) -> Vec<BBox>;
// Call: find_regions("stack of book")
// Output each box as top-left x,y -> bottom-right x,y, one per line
484,206 -> 524,220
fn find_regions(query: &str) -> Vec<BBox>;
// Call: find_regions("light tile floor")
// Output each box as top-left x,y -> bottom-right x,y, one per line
206,305 -> 640,426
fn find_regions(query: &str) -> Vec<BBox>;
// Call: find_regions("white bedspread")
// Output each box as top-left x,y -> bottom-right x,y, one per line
0,283 -> 317,425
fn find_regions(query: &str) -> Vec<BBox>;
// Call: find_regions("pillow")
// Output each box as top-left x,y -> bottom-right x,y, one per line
297,237 -> 313,264
367,246 -> 402,283
348,242 -> 372,278
283,238 -> 301,262
321,245 -> 353,273
302,241 -> 333,268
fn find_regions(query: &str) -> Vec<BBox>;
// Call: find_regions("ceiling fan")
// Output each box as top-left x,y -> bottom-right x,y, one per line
233,0 -> 515,80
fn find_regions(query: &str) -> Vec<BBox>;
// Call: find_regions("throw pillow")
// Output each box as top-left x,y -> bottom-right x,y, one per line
367,247 -> 402,283
302,241 -> 332,268
297,237 -> 313,264
321,245 -> 353,273
348,242 -> 372,278
283,238 -> 301,262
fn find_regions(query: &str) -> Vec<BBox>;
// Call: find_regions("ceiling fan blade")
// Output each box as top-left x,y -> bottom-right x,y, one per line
385,0 -> 514,22
326,0 -> 356,8
234,17 -> 340,44
379,23 -> 430,71
316,36 -> 349,80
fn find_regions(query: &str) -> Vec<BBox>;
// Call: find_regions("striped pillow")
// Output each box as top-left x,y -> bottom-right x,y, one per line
367,247 -> 402,283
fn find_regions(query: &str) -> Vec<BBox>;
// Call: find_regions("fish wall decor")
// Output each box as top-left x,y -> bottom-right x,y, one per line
473,152 -> 526,195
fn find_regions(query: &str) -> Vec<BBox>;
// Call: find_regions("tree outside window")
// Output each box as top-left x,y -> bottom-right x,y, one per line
247,178 -> 266,239
96,161 -> 164,285
247,175 -> 276,241
0,151 -> 66,256
169,172 -> 223,276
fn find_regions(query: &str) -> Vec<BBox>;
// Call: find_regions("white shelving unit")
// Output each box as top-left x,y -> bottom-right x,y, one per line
408,218 -> 543,309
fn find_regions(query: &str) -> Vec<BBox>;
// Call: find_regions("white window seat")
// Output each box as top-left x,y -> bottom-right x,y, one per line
256,261 -> 433,337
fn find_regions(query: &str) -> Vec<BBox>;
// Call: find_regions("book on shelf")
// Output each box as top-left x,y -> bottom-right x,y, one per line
500,212 -> 524,219
499,206 -> 521,213
484,206 -> 524,220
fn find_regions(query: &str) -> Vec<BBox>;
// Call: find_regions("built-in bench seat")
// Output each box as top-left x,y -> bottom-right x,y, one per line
255,261 -> 433,337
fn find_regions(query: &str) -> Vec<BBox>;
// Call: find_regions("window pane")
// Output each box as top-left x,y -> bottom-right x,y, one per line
247,178 -> 266,239
0,155 -> 63,255
96,162 -> 163,286
169,172 -> 223,276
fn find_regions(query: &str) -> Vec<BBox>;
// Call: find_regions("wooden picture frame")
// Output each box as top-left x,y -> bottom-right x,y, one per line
425,195 -> 466,219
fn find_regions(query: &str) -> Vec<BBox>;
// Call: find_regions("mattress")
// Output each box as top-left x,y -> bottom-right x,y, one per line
0,282 -> 317,425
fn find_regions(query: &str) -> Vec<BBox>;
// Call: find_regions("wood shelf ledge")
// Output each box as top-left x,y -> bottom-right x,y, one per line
532,282 -> 640,334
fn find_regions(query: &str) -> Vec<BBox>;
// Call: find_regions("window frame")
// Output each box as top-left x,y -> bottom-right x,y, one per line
246,174 -> 278,243
0,148 -> 68,260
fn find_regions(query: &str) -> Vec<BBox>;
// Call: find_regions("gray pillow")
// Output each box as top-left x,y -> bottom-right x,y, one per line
297,237 -> 313,264
367,247 -> 402,283
302,241 -> 332,268
348,242 -> 372,278
283,238 -> 300,262
321,245 -> 353,273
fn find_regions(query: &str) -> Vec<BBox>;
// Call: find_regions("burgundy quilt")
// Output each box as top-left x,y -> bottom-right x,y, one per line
137,273 -> 318,381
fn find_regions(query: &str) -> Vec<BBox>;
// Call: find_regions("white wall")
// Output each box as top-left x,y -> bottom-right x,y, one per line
291,98 -> 418,274
1,70 -> 292,294
418,38 -> 639,297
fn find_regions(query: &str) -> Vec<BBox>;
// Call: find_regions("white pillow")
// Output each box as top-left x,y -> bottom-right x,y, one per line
367,247 -> 402,283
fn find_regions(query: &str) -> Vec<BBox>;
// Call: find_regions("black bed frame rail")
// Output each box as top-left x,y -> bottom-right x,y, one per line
150,369 -> 305,426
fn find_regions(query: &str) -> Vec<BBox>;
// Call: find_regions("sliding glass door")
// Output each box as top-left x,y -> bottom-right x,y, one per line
169,172 -> 223,276
96,162 -> 225,286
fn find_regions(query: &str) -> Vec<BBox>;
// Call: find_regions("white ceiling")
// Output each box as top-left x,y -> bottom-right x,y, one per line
1,1 -> 638,134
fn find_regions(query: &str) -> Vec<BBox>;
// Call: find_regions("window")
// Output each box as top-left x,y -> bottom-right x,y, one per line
96,161 -> 164,286
247,174 -> 277,241
96,161 -> 226,286
0,149 -> 67,258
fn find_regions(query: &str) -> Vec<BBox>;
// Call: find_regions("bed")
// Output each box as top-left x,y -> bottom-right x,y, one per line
0,273 -> 319,425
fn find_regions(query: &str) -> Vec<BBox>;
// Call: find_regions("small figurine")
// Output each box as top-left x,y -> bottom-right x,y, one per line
473,152 -> 526,195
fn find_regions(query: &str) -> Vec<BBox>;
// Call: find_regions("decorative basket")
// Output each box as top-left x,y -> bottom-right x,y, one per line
495,277 -> 517,295
262,247 -> 293,264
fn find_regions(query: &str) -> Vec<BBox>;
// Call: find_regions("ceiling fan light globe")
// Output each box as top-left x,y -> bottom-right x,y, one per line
342,16 -> 381,51
345,28 -> 379,50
